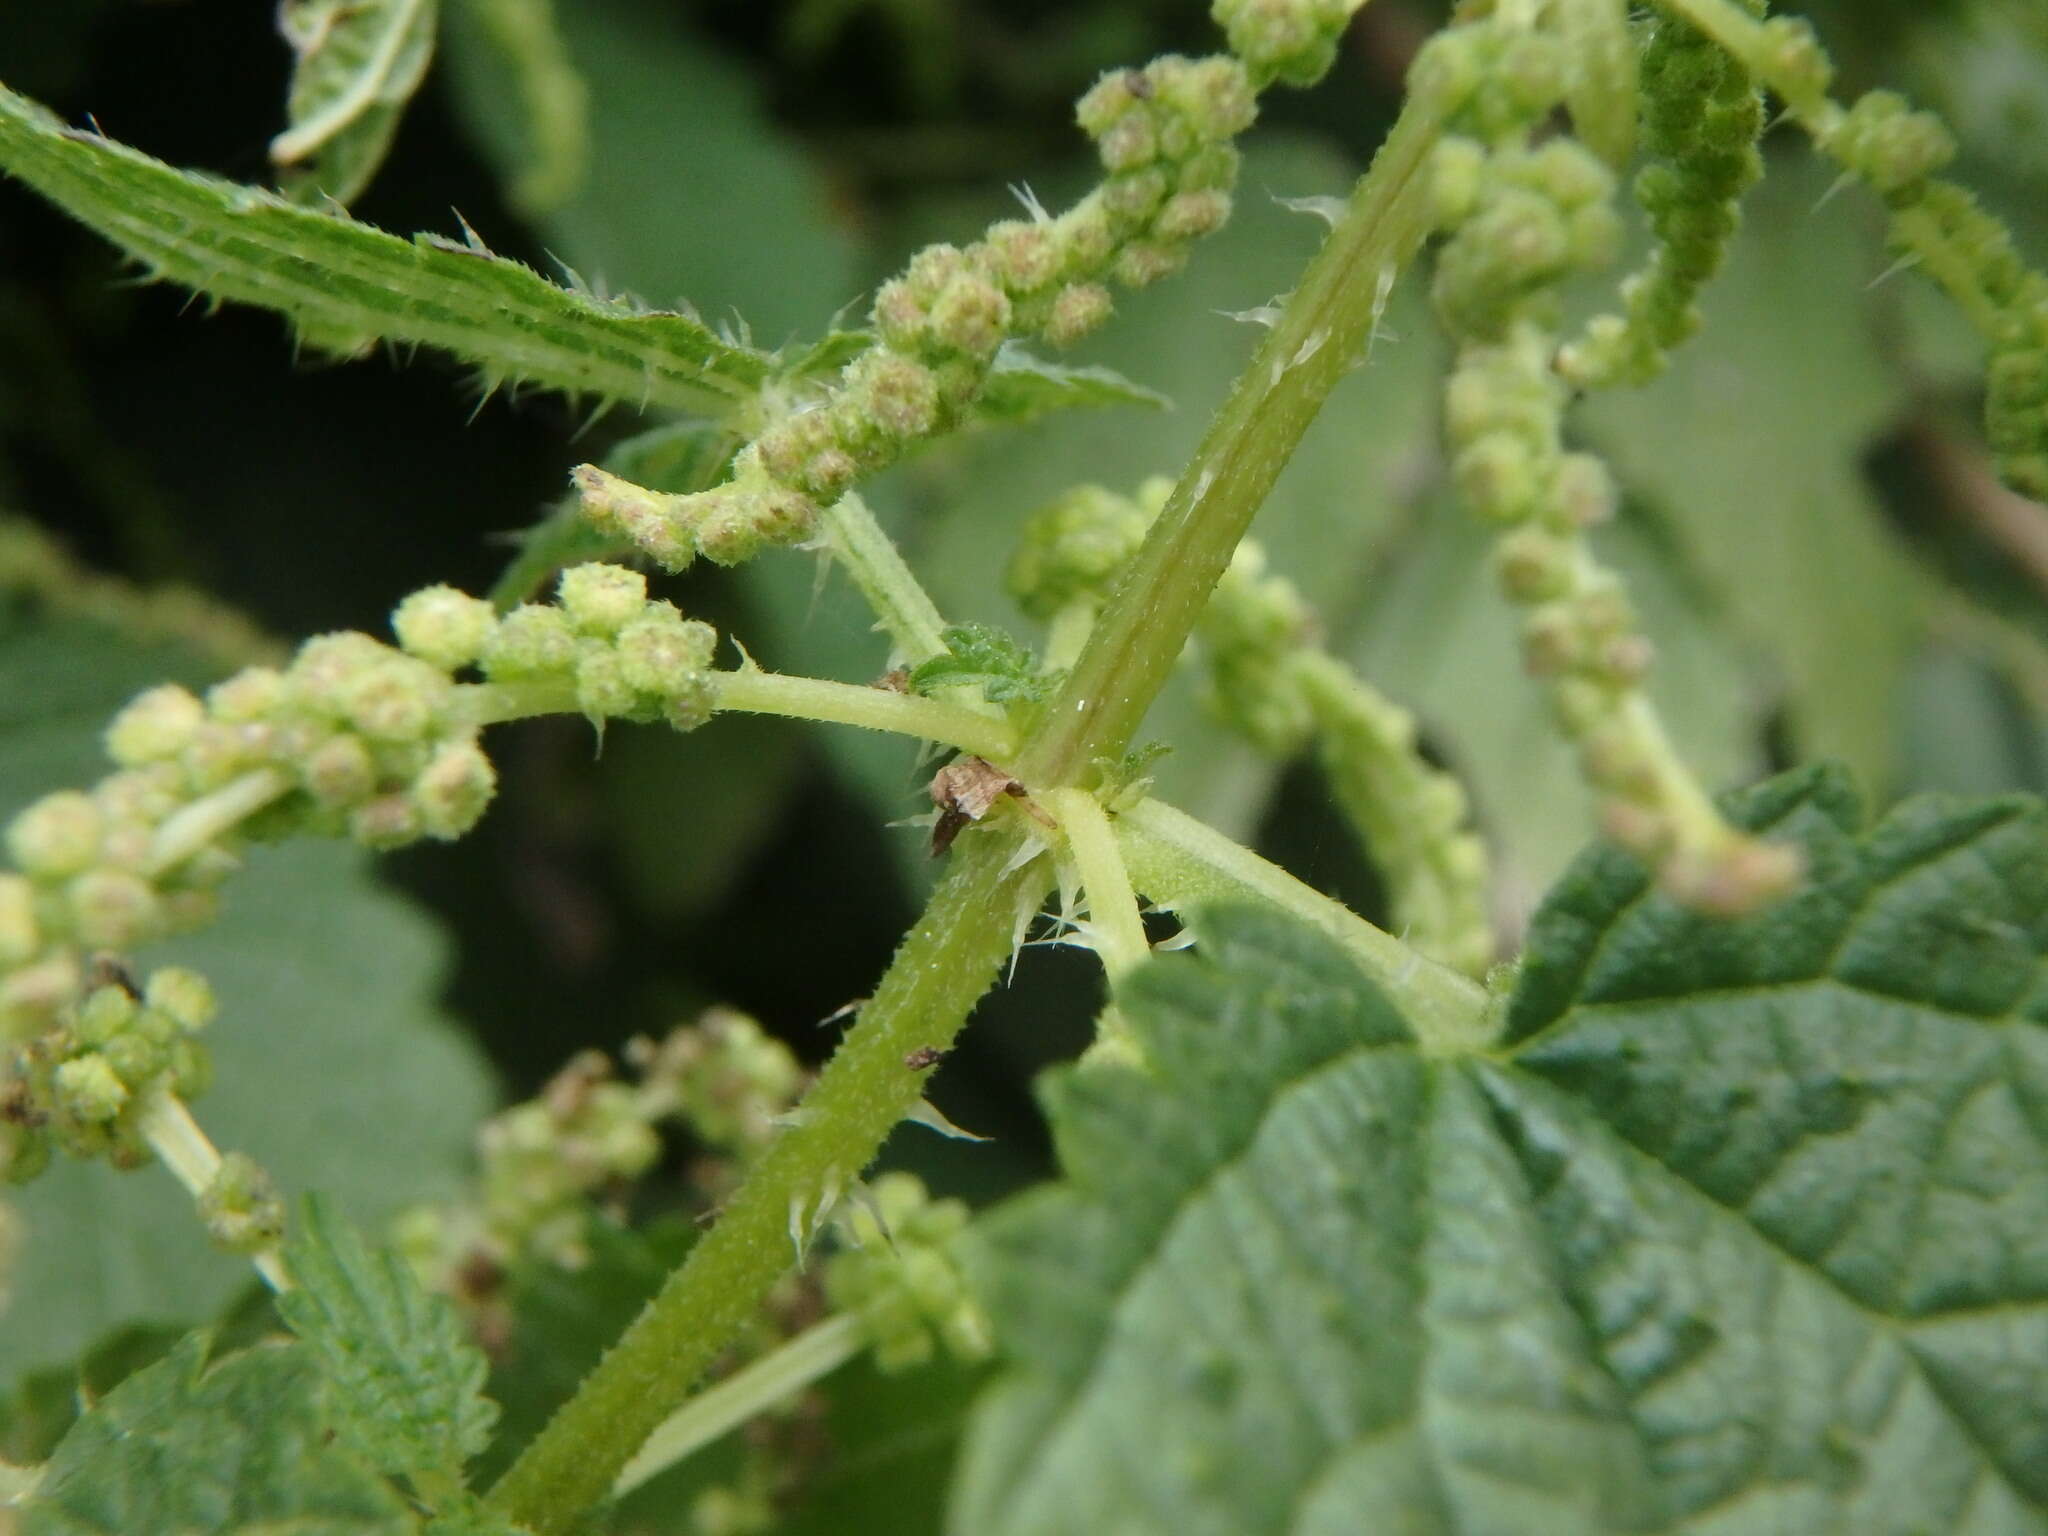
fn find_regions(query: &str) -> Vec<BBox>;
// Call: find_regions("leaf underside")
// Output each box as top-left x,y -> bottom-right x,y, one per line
275,0 -> 441,207
0,82 -> 775,416
958,765 -> 2048,1534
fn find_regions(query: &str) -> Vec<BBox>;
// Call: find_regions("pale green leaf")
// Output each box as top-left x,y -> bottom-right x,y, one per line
0,602 -> 495,1381
279,1194 -> 499,1479
274,0 -> 440,208
1575,154 -> 1923,795
973,344 -> 1171,424
22,1334 -> 415,1536
959,769 -> 2048,1533
0,81 -> 775,414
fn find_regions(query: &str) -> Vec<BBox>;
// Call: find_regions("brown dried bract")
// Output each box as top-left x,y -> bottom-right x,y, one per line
928,755 -> 1028,855
904,1046 -> 947,1071
875,666 -> 911,693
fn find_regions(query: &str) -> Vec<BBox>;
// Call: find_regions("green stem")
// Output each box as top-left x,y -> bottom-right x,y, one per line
819,494 -> 951,666
1115,797 -> 1496,1056
491,86 -> 1451,1533
489,826 -> 1039,1531
613,1313 -> 867,1498
1042,787 -> 1149,983
1017,96 -> 1445,786
458,671 -> 1018,760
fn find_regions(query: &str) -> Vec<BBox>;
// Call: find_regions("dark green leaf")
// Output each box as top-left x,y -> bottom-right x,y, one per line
973,345 -> 1171,425
0,82 -> 775,415
278,1195 -> 499,1479
960,771 -> 2048,1532
910,623 -> 1050,705
22,1334 -> 414,1536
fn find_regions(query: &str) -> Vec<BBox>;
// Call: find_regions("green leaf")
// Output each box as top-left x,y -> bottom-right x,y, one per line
278,1195 -> 498,1480
274,0 -> 440,208
0,601 -> 495,1381
22,1334 -> 415,1536
911,623 -> 1050,705
972,344 -> 1171,425
1575,154 -> 1923,795
959,772 -> 2048,1533
0,81 -> 776,415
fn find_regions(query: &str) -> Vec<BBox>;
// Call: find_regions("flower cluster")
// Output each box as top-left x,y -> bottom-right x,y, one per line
1558,6 -> 1766,390
579,1 -> 1366,575
1,966 -> 212,1178
1422,18 -> 1799,914
397,1009 -> 805,1293
823,1171 -> 990,1372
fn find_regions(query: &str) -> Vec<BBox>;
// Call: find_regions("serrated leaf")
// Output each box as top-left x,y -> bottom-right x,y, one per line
910,623 -> 1050,704
279,1194 -> 498,1479
0,601 -> 494,1381
958,770 -> 2048,1534
972,343 -> 1171,425
274,0 -> 440,208
22,1334 -> 415,1536
0,82 -> 775,415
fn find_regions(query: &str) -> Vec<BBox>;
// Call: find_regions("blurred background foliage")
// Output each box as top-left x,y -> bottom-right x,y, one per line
0,0 -> 2046,1518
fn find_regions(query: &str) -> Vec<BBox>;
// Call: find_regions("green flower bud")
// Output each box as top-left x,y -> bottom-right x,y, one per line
1115,241 -> 1188,288
1407,28 -> 1487,117
207,666 -> 289,725
847,352 -> 942,442
1076,70 -> 1146,140
481,603 -> 580,680
166,1035 -> 212,1099
986,220 -> 1062,293
1430,137 -> 1488,229
178,721 -> 261,794
105,685 -> 206,767
755,410 -> 835,486
1043,282 -> 1114,346
302,732 -> 377,809
54,1054 -> 127,1123
1101,167 -> 1171,225
928,273 -> 1013,357
1549,453 -> 1616,530
0,875 -> 38,967
392,585 -> 497,670
1453,432 -> 1544,523
572,465 -> 696,571
350,793 -> 422,850
1007,484 -> 1151,620
102,1031 -> 167,1091
1496,528 -> 1576,603
1153,188 -> 1232,242
414,740 -> 497,839
290,632 -> 393,718
575,645 -> 639,721
692,480 -> 819,567
199,1151 -> 285,1254
1151,55 -> 1257,144
341,656 -> 448,742
616,606 -> 717,695
145,966 -> 216,1031
8,791 -> 103,878
76,984 -> 138,1047
558,563 -> 649,638
68,869 -> 163,950
902,243 -> 969,303
1827,91 -> 1955,197
0,954 -> 80,1036
1096,110 -> 1159,173
1213,0 -> 1347,89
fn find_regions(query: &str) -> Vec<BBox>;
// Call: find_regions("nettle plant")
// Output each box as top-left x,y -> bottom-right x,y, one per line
0,0 -> 2046,1530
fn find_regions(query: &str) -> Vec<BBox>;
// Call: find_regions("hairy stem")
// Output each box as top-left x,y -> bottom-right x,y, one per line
491,84 -> 1451,1532
1116,797 -> 1496,1056
819,494 -> 952,666
613,1313 -> 866,1498
1018,96 -> 1445,785
459,671 -> 1017,759
1042,788 -> 1149,983
489,826 -> 1037,1530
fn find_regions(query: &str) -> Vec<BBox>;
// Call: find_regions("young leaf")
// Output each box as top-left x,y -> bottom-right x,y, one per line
910,623 -> 1052,705
274,0 -> 440,208
21,1334 -> 415,1536
958,768 -> 2048,1533
278,1194 -> 499,1480
973,344 -> 1172,425
0,83 -> 776,415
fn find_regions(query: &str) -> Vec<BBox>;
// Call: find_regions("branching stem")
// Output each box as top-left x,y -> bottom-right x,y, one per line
137,1085 -> 290,1292
819,494 -> 952,666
